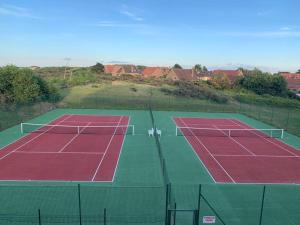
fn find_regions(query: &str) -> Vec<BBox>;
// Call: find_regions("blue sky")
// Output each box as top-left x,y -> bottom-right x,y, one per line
0,0 -> 299,72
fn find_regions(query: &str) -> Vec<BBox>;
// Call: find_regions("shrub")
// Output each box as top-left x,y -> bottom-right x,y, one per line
161,81 -> 228,103
208,75 -> 231,90
130,87 -> 137,92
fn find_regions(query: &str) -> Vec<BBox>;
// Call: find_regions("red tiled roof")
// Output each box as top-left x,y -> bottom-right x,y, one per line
280,72 -> 300,90
167,69 -> 197,81
104,65 -> 115,73
212,70 -> 243,82
142,67 -> 169,77
104,65 -> 139,75
280,72 -> 300,79
212,70 -> 242,76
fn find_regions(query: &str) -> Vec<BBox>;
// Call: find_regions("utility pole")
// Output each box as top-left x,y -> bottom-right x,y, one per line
63,57 -> 71,79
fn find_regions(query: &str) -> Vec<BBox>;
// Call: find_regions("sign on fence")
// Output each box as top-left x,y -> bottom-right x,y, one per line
203,216 -> 216,224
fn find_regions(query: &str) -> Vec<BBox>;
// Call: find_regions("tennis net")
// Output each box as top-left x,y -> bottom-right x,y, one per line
21,123 -> 135,135
176,126 -> 284,138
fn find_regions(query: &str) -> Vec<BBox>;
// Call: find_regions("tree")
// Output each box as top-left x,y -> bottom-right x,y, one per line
0,65 -> 19,101
0,65 -> 60,104
173,64 -> 182,69
137,65 -> 146,71
297,69 -> 300,74
203,66 -> 208,72
91,62 -> 104,74
209,74 -> 231,90
237,69 -> 288,96
194,64 -> 202,73
12,69 -> 41,103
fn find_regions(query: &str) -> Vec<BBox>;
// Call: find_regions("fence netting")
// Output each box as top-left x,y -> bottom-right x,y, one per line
169,184 -> 300,225
0,184 -> 166,225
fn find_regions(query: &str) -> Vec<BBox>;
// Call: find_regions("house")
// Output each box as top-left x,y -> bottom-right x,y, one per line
212,69 -> 243,83
280,72 -> 300,79
142,67 -> 169,78
166,69 -> 198,81
104,65 -> 140,76
280,72 -> 300,91
196,71 -> 213,81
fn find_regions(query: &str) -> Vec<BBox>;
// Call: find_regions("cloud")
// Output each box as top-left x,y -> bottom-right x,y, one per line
106,60 -> 130,64
210,63 -> 282,73
257,9 -> 273,16
219,30 -> 300,38
0,3 -> 42,19
120,4 -> 143,21
91,21 -> 137,28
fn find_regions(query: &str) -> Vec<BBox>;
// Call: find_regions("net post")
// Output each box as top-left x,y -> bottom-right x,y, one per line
271,130 -> 273,138
77,126 -> 80,135
132,125 -> 135,135
175,127 -> 178,136
77,184 -> 82,225
259,185 -> 266,225
21,123 -> 24,134
281,129 -> 284,139
38,209 -> 41,225
229,129 -> 231,137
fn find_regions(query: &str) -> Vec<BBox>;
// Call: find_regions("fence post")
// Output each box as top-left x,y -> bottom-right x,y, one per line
285,109 -> 290,130
271,107 -> 274,123
165,183 -> 170,225
173,203 -> 177,225
38,209 -> 41,225
259,186 -> 266,225
104,208 -> 107,225
77,184 -> 82,225
196,184 -> 202,225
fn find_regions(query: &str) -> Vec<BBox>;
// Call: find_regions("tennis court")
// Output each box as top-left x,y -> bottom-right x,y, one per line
0,114 -> 132,182
174,117 -> 300,184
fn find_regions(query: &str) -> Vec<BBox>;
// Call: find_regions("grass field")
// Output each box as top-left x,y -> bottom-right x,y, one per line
0,108 -> 300,225
59,82 -> 300,136
2,81 -> 300,137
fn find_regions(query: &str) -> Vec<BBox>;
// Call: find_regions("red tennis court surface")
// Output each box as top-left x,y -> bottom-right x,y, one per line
0,114 -> 130,182
174,117 -> 300,184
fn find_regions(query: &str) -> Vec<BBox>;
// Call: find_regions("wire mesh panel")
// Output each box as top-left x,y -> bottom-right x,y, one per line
262,185 -> 300,225
0,184 -> 166,225
81,185 -> 166,225
0,184 -> 79,225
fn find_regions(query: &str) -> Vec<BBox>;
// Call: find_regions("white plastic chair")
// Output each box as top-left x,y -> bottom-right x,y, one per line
156,128 -> 162,137
148,128 -> 154,137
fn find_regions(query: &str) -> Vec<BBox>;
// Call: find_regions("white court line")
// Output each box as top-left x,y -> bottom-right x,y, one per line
14,151 -> 103,155
213,154 -> 299,158
0,115 -> 73,161
183,123 -> 241,127
58,122 -> 92,153
230,119 -> 300,157
172,117 -> 217,183
179,118 -> 236,183
91,116 -> 123,181
111,117 -> 130,182
63,120 -> 122,125
212,124 -> 256,156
